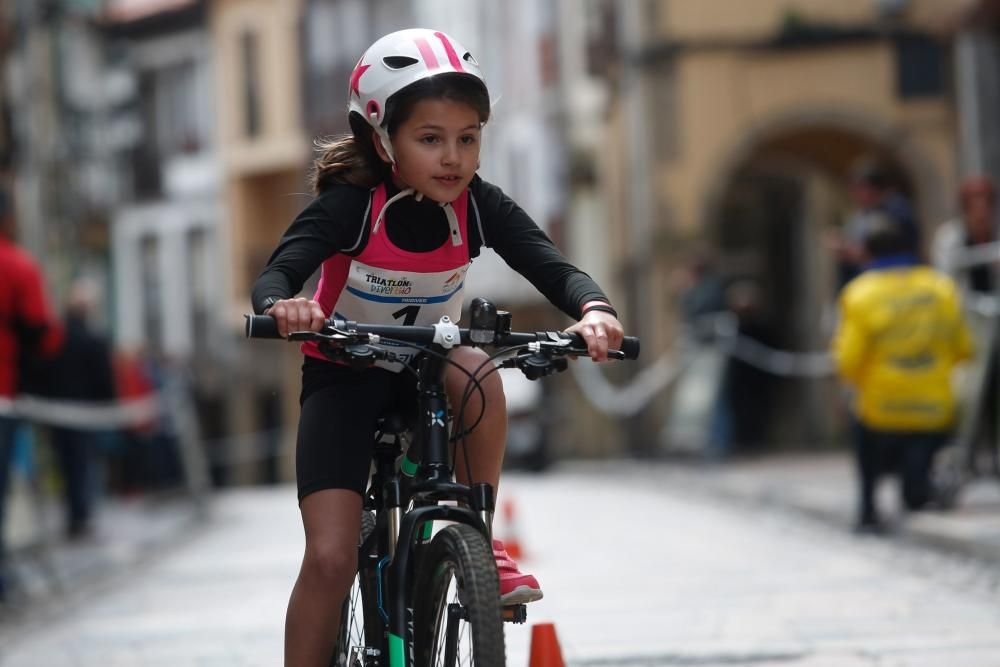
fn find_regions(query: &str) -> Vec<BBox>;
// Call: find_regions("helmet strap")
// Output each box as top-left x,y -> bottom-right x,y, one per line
371,188 -> 455,241
372,187 -> 415,236
373,123 -> 427,203
372,118 -> 396,165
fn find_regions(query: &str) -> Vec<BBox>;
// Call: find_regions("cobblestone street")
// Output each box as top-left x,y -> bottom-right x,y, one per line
2,459 -> 1000,666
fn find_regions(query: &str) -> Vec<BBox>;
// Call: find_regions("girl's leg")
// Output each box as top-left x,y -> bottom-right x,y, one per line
445,346 -> 507,490
285,488 -> 363,667
288,359 -> 399,664
444,347 -> 542,603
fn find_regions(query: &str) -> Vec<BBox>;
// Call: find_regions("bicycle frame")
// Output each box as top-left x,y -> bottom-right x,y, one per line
359,339 -> 496,666
245,300 -> 639,665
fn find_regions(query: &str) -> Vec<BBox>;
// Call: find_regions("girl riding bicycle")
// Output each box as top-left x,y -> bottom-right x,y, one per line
251,28 -> 624,666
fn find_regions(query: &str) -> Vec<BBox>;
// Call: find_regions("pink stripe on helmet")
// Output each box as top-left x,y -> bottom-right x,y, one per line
414,38 -> 440,69
434,32 -> 465,72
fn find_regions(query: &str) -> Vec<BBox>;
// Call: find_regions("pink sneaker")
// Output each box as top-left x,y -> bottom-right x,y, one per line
492,539 -> 543,604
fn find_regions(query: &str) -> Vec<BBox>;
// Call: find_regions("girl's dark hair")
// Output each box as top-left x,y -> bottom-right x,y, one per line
310,74 -> 490,194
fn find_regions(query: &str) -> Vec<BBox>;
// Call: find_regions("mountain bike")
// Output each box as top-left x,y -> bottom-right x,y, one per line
245,297 -> 639,666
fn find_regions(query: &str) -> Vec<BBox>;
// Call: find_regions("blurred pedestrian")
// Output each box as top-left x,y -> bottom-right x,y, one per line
108,348 -> 185,495
46,278 -> 116,540
0,185 -> 63,598
139,352 -> 186,492
675,247 -> 728,335
931,174 -> 999,476
830,159 -> 920,289
663,249 -> 732,456
832,214 -> 974,533
110,347 -> 157,496
720,279 -> 777,454
933,174 -> 998,292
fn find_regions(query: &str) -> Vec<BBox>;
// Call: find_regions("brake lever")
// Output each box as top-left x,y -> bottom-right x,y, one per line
287,330 -> 355,343
550,345 -> 626,361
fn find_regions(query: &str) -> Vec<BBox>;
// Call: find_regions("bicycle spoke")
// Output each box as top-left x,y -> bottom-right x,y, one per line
332,511 -> 379,666
428,572 -> 481,666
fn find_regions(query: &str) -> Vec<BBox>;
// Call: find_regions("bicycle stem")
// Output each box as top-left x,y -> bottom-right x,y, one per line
414,348 -> 457,488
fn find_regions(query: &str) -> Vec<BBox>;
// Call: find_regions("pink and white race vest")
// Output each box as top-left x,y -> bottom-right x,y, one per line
303,183 -> 471,371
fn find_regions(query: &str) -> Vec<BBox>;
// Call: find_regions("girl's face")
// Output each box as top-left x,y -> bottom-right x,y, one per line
383,98 -> 482,203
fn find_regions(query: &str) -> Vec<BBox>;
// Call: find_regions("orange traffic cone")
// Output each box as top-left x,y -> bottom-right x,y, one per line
501,497 -> 524,560
528,622 -> 566,667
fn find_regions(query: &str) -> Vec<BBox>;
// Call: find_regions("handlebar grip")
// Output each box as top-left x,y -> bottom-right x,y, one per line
620,336 -> 640,360
245,314 -> 282,339
552,332 -> 640,359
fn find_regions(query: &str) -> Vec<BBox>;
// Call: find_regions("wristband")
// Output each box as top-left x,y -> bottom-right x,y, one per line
581,303 -> 619,319
261,296 -> 281,314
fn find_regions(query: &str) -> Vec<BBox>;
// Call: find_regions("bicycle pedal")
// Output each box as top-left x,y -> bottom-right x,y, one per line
502,604 -> 527,624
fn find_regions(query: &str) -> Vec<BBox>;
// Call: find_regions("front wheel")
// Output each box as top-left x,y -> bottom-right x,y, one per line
412,524 -> 506,666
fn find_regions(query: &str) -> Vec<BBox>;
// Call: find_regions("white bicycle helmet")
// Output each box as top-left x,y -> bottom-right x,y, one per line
348,28 -> 488,164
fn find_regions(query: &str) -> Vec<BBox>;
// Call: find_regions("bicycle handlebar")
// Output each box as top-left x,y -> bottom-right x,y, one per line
244,313 -> 640,360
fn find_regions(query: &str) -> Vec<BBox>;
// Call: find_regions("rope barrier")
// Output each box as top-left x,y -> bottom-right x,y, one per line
569,352 -> 684,418
568,290 -> 999,417
1,383 -> 210,507
940,240 -> 1000,272
0,395 -> 161,430
567,312 -> 836,417
709,313 -> 835,378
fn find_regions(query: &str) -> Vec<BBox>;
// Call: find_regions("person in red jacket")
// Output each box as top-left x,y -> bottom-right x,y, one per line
0,185 -> 63,600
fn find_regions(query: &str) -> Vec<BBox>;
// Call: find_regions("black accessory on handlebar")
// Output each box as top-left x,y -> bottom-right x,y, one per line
469,297 -> 498,344
512,351 -> 569,380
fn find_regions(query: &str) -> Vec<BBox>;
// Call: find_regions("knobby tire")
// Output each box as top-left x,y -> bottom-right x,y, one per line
412,524 -> 506,666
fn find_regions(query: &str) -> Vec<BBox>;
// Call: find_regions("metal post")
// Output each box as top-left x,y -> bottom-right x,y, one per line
955,31 -> 985,176
619,0 -> 656,454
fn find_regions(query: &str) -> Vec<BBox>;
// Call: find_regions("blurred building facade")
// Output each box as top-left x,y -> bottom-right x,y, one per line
2,0 -> 996,476
105,2 -> 219,362
1,0 -> 119,320
211,0 -> 309,484
592,0 -> 976,450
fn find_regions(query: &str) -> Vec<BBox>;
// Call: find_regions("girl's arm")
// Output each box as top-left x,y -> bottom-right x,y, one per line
472,180 -> 623,360
251,187 -> 369,337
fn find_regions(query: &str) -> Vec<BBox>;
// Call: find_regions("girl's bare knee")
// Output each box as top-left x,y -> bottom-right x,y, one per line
447,347 -> 505,403
301,542 -> 357,596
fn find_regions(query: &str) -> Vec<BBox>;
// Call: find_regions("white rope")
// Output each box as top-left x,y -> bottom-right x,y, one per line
944,240 -> 1000,272
569,287 -> 999,418
967,293 -> 1000,318
710,313 -> 835,378
0,395 -> 161,430
566,313 -> 834,418
568,352 -> 684,418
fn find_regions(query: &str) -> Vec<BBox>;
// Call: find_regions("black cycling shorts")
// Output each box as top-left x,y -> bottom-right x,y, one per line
296,356 -> 417,502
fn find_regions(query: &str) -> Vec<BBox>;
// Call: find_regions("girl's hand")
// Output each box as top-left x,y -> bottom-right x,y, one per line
264,298 -> 326,339
565,308 -> 624,362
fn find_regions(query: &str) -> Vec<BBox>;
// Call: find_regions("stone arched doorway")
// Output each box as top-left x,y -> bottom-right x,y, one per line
704,119 -> 936,448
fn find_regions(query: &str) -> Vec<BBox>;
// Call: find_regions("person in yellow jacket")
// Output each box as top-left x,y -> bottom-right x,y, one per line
832,214 -> 974,532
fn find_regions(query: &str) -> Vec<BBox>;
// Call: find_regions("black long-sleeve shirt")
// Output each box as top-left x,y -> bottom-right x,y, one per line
251,175 -> 610,319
